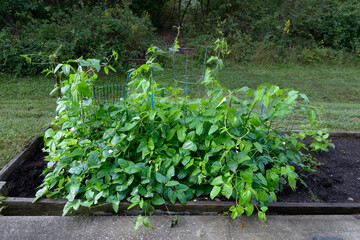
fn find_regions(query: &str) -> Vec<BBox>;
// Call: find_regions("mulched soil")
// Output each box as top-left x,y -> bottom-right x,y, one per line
5,136 -> 360,203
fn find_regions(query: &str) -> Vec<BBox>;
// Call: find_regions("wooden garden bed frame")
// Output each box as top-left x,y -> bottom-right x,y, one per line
1,130 -> 360,216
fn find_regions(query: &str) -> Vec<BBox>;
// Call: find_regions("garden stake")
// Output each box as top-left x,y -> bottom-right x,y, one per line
151,69 -> 154,132
124,72 -> 129,100
260,87 -> 267,115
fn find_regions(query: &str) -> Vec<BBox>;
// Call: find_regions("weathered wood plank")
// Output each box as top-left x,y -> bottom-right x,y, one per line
2,198 -> 360,216
0,181 -> 8,196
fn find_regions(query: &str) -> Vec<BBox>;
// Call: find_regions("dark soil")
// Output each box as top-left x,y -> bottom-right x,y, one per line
279,136 -> 360,203
6,137 -> 360,203
6,147 -> 47,197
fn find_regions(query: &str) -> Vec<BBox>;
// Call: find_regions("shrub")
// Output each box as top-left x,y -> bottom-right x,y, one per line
0,6 -> 155,74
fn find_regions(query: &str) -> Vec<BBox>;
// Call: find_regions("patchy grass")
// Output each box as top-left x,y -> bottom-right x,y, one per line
1,63 -> 359,169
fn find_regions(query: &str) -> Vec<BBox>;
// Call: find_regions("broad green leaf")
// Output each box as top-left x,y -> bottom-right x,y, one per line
195,122 -> 204,135
177,191 -> 187,205
270,192 -> 277,202
67,183 -> 80,202
245,203 -> 254,216
222,183 -> 233,199
33,186 -> 48,203
166,129 -> 176,141
149,110 -> 156,121
258,211 -> 266,221
182,140 -> 197,152
166,166 -> 175,178
142,217 -> 149,227
241,190 -> 251,203
175,184 -> 189,192
254,142 -> 263,153
77,81 -> 91,97
44,128 -> 55,139
62,201 -> 75,216
88,59 -> 101,72
134,215 -> 142,231
210,186 -> 221,199
288,173 -> 296,190
148,138 -> 155,150
211,176 -> 224,186
168,189 -> 177,204
177,126 -> 186,142
166,180 -> 179,187
155,173 -> 168,184
87,151 -> 99,168
308,109 -> 316,123
208,124 -> 219,135
152,194 -> 165,205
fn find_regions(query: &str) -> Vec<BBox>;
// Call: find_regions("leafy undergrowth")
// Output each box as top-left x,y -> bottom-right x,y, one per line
34,42 -> 333,229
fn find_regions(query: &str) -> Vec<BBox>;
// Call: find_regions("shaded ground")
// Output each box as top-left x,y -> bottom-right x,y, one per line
6,137 -> 360,203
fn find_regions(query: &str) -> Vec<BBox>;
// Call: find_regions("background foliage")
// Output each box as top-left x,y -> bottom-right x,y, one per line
1,0 -> 360,74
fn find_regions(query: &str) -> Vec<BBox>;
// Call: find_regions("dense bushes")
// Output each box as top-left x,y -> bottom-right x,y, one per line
0,4 -> 155,74
1,0 -> 360,74
179,0 -> 360,64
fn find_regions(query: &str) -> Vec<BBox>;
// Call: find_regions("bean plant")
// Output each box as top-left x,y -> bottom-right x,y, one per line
34,41 -> 333,230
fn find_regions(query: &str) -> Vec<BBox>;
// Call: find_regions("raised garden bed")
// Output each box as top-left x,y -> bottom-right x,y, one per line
1,131 -> 360,216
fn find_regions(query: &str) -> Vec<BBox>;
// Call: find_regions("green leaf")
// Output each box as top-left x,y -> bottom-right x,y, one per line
300,93 -> 309,103
87,151 -> 99,168
148,138 -> 155,150
288,173 -> 296,190
258,211 -> 266,221
241,190 -> 251,203
155,173 -> 168,184
166,166 -> 175,178
152,194 -> 165,205
211,176 -> 224,186
308,109 -> 316,123
67,183 -> 80,202
176,191 -> 187,205
210,186 -> 221,199
166,128 -> 176,141
88,59 -> 101,72
208,124 -> 219,135
245,203 -> 254,216
254,142 -> 263,153
77,81 -> 91,97
177,126 -> 186,142
166,180 -> 179,187
44,128 -> 55,139
175,184 -> 189,192
134,215 -> 142,231
33,186 -> 48,203
181,156 -> 191,166
195,122 -> 203,135
182,140 -> 197,151
149,110 -> 156,121
142,216 -> 149,227
168,189 -> 177,204
62,201 -> 75,216
270,192 -> 277,202
222,183 -> 233,199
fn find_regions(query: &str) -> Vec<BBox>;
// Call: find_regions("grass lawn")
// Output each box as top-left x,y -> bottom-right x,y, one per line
1,63 -> 360,169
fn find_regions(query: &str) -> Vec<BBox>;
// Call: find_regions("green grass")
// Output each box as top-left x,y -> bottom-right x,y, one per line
1,63 -> 360,169
0,75 -> 57,169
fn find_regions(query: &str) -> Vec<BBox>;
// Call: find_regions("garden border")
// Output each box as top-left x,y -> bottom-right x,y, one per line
1,130 -> 360,216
